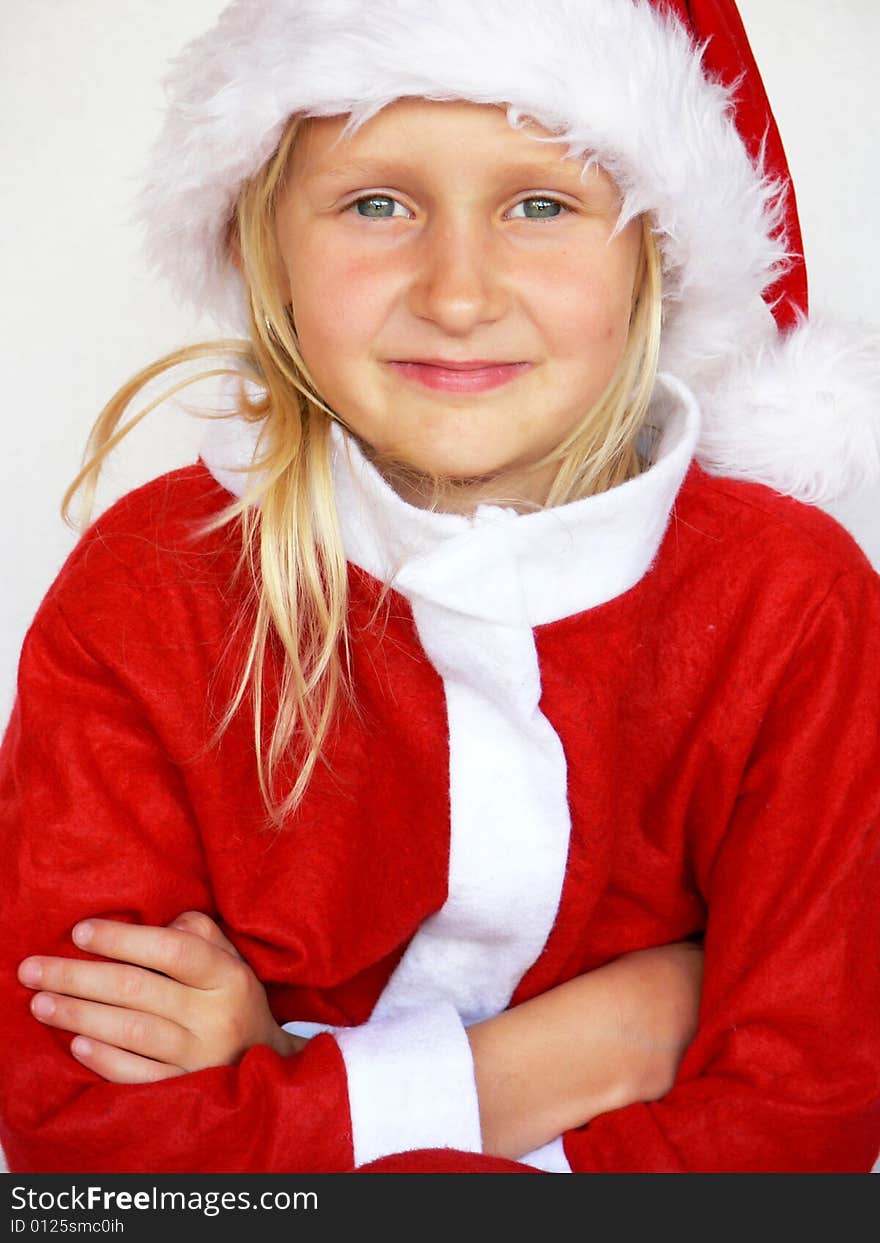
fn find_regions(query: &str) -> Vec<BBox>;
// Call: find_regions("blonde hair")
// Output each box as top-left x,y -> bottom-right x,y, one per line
63,115 -> 663,826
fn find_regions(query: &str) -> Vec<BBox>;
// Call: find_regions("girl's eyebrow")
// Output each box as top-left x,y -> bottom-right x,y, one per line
312,159 -> 400,182
310,156 -> 587,186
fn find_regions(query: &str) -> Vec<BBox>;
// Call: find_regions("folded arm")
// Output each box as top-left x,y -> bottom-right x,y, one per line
2,594 -> 701,1172
18,909 -> 703,1162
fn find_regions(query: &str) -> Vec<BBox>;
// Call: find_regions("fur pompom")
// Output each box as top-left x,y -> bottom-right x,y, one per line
695,315 -> 880,503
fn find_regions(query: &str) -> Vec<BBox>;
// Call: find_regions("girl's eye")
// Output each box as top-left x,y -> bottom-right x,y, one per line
508,197 -> 567,220
348,194 -> 568,220
351,195 -> 409,219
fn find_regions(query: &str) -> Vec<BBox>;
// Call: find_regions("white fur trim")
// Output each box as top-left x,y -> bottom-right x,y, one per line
333,1001 -> 482,1165
696,314 -> 880,504
198,412 -> 261,500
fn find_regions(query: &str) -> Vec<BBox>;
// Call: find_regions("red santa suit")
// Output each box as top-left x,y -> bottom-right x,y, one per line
2,376 -> 879,1173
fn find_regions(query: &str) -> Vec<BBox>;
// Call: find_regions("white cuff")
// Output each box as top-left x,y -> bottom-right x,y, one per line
334,1001 -> 483,1168
520,1135 -> 572,1173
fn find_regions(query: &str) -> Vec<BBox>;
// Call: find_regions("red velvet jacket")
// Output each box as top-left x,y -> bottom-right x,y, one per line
2,438 -> 879,1172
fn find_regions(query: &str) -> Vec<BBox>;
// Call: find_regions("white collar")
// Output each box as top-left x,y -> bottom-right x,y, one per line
201,372 -> 701,627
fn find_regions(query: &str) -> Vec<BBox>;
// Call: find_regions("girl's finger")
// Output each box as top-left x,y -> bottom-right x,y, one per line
30,992 -> 191,1067
69,1036 -> 186,1085
70,919 -> 237,989
168,911 -> 243,959
18,956 -> 184,1024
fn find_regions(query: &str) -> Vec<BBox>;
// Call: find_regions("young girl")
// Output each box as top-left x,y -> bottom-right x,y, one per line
2,0 -> 879,1174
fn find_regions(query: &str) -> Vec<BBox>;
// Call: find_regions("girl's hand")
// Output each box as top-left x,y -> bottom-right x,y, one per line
17,911 -> 306,1084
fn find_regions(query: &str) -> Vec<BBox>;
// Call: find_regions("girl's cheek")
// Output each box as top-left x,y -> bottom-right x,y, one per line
292,248 -> 401,340
542,281 -> 625,350
296,295 -> 385,373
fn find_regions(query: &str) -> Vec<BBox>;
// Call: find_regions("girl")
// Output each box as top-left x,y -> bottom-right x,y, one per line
2,0 -> 879,1174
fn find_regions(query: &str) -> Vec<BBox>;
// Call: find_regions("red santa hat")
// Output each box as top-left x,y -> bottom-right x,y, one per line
136,0 -> 880,505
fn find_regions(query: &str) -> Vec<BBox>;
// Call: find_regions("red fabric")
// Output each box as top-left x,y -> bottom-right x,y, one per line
657,0 -> 808,327
1,460 -> 879,1172
356,1150 -> 540,1174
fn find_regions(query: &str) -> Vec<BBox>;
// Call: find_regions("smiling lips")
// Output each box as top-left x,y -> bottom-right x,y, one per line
388,359 -> 533,393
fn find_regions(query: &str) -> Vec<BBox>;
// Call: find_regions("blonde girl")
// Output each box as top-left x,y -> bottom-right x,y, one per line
2,0 -> 879,1173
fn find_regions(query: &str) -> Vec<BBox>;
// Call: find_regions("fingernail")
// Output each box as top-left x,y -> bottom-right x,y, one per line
71,1037 -> 92,1057
18,958 -> 42,986
72,922 -> 93,947
32,994 -> 56,1019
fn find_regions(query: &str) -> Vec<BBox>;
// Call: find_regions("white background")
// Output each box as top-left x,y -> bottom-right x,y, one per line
0,0 -> 878,1174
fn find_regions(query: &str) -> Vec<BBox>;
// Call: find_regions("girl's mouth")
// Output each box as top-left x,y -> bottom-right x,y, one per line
387,360 -> 532,393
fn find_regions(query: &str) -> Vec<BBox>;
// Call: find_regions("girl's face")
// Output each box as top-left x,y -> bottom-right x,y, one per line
274,99 -> 642,506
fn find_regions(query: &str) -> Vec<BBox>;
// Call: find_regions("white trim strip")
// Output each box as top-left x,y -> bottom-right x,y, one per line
371,613 -> 570,1025
334,1002 -> 482,1167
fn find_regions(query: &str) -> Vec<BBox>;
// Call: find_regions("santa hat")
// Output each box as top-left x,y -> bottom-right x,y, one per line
136,0 -> 880,505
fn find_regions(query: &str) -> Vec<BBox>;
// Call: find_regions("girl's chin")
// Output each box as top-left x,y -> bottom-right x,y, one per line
361,443 -> 550,512
353,430 -> 498,479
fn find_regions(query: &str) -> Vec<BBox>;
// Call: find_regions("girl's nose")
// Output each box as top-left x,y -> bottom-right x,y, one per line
406,218 -> 509,336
